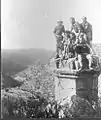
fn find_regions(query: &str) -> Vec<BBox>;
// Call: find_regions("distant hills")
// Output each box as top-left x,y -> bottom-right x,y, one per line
1,48 -> 54,76
1,72 -> 23,89
1,44 -> 101,77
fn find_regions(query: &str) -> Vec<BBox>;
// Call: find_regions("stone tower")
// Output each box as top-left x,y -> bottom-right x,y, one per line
54,57 -> 100,105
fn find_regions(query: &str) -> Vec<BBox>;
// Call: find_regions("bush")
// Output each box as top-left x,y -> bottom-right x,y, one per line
1,88 -> 48,118
1,61 -> 101,119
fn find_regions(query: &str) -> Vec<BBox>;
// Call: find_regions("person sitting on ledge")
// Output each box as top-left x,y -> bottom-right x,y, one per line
75,33 -> 93,70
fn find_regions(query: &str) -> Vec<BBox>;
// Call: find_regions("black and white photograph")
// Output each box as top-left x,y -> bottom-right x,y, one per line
1,0 -> 101,119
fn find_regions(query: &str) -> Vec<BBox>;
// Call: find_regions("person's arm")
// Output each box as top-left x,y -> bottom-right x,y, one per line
90,23 -> 92,31
61,25 -> 65,39
85,42 -> 93,54
86,22 -> 92,32
62,33 -> 66,43
53,27 -> 56,34
53,27 -> 58,39
89,23 -> 92,40
77,29 -> 81,38
63,25 -> 65,34
70,25 -> 73,32
76,23 -> 81,38
75,38 -> 79,44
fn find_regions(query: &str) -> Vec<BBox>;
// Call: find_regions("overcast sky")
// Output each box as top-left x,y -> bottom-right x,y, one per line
1,0 -> 101,50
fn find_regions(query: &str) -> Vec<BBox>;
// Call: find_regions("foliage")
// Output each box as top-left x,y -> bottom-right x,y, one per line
1,62 -> 54,118
1,60 -> 101,119
14,61 -> 55,99
2,87 -> 101,119
1,88 -> 48,118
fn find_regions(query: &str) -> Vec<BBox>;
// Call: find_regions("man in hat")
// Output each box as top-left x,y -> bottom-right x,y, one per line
53,20 -> 65,59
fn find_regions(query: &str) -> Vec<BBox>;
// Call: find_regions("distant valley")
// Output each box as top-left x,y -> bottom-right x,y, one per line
1,44 -> 101,77
1,48 -> 54,76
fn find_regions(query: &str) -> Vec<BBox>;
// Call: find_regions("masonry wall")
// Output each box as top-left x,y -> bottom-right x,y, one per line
76,71 -> 98,103
55,74 -> 76,102
55,69 -> 99,103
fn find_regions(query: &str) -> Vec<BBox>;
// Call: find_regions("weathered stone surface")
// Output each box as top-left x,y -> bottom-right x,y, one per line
55,67 -> 100,104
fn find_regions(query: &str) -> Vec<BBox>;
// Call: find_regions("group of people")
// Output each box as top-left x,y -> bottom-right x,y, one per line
53,16 -> 93,70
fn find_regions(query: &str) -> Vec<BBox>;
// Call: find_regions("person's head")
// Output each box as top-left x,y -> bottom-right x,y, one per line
70,32 -> 76,39
76,22 -> 80,29
65,30 -> 71,38
71,95 -> 77,103
57,20 -> 63,25
79,33 -> 85,44
80,32 -> 84,38
70,17 -> 75,24
82,16 -> 87,23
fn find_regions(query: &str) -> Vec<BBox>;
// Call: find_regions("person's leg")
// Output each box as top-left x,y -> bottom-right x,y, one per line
59,48 -> 62,58
63,45 -> 66,58
75,60 -> 79,70
78,54 -> 82,69
86,54 -> 93,69
60,41 -> 64,58
56,42 -> 60,57
60,49 -> 65,67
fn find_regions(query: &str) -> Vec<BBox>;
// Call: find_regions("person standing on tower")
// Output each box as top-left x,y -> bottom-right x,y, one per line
70,17 -> 82,44
70,18 -> 81,35
81,16 -> 96,55
53,20 -> 65,59
81,16 -> 92,47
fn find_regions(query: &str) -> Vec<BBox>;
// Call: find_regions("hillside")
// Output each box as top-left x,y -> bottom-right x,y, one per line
1,73 -> 23,89
14,62 -> 55,99
1,48 -> 54,76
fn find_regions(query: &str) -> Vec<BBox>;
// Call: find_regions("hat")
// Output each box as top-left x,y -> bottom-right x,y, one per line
65,30 -> 71,34
82,16 -> 87,20
57,20 -> 63,24
70,17 -> 75,20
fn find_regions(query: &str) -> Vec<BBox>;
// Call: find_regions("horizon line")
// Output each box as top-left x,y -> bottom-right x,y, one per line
1,43 -> 101,50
